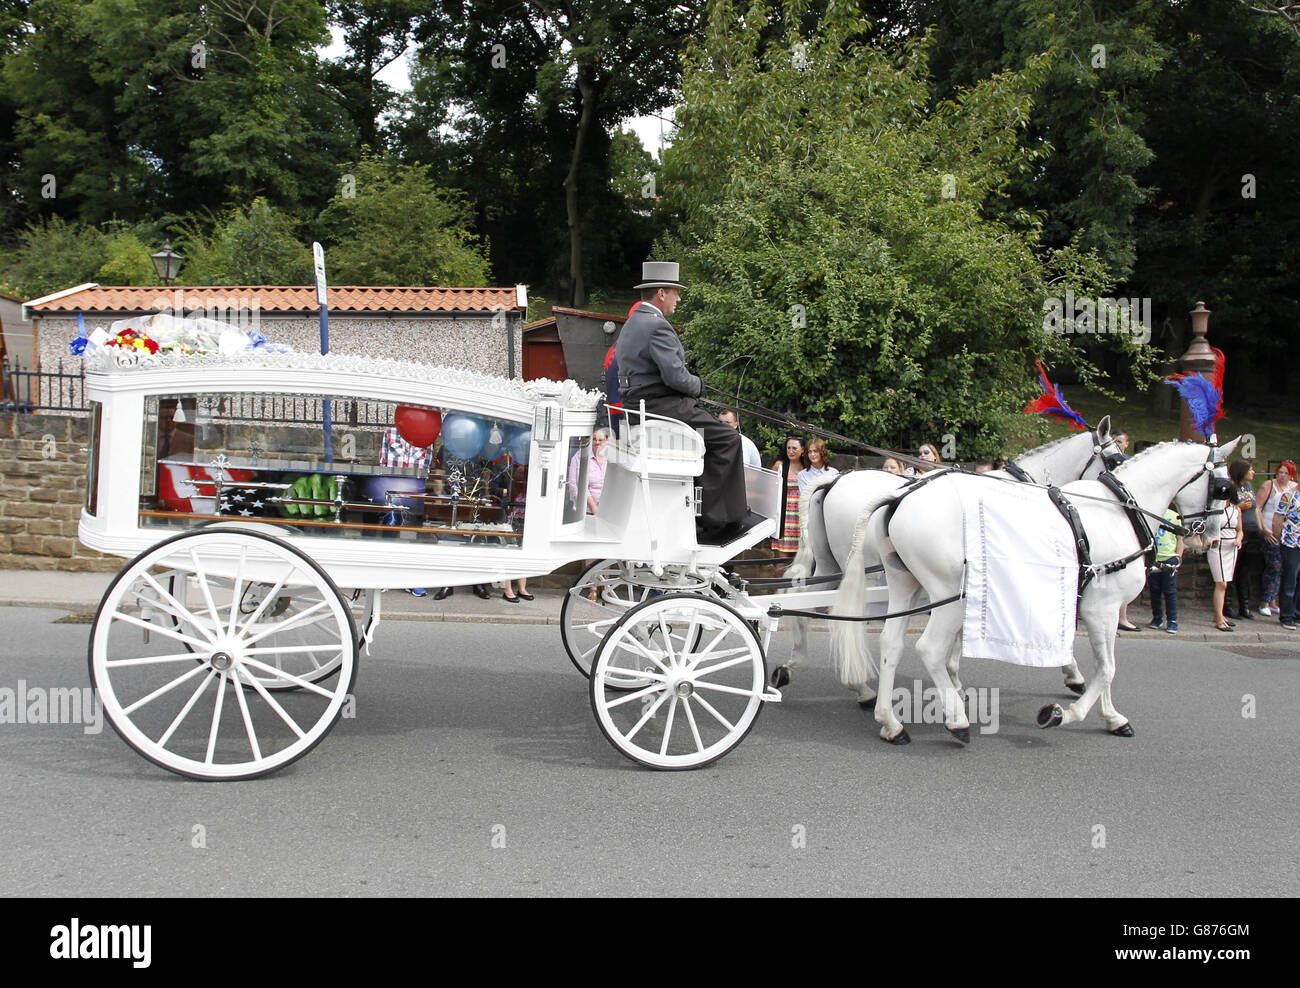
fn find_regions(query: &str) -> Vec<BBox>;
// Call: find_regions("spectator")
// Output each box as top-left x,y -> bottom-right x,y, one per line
503,466 -> 533,603
1257,460 -> 1296,616
905,442 -> 942,477
1147,507 -> 1184,634
718,408 -> 761,469
772,436 -> 809,554
881,457 -> 904,475
1227,460 -> 1260,621
798,438 -> 839,492
567,428 -> 609,515
1272,480 -> 1300,630
1209,471 -> 1246,631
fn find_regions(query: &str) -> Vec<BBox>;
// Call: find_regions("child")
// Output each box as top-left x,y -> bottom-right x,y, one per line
1148,508 -> 1185,633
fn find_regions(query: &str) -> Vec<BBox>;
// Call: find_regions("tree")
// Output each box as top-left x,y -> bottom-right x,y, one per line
408,0 -> 703,303
661,0 -> 1144,457
171,199 -> 313,284
2,217 -> 108,299
322,0 -> 423,153
317,155 -> 490,285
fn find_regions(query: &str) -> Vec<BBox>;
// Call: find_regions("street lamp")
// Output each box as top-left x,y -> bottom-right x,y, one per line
151,242 -> 184,285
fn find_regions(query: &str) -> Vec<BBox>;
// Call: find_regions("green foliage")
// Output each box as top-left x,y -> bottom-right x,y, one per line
171,199 -> 312,285
319,156 -> 490,285
97,232 -> 159,285
663,0 -> 1150,458
2,217 -> 107,298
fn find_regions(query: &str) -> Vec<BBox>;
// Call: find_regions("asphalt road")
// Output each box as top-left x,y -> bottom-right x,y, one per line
1,605 -> 1297,897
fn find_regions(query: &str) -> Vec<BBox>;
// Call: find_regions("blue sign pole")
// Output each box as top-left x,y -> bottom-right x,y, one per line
313,242 -> 333,462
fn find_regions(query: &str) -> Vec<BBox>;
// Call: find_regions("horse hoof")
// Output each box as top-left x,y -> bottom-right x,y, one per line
1109,722 -> 1135,738
857,696 -> 876,710
883,727 -> 911,745
1037,704 -> 1064,729
1065,681 -> 1086,696
770,665 -> 791,689
947,726 -> 970,744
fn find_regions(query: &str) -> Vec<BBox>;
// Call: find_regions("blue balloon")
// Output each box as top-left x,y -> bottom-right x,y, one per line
442,413 -> 487,460
509,426 -> 532,465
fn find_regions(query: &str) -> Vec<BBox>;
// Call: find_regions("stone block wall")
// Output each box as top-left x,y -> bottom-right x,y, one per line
0,412 -> 119,571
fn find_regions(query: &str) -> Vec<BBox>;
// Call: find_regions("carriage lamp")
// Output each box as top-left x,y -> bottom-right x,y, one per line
151,243 -> 185,285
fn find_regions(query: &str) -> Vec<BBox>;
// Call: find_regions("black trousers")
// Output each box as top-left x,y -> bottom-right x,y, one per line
632,391 -> 747,529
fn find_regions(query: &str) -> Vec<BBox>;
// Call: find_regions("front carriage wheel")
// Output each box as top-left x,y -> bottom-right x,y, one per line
560,558 -> 712,679
90,530 -> 357,780
589,594 -> 768,770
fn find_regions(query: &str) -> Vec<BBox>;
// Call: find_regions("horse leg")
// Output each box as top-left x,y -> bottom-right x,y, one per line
875,606 -> 909,743
914,601 -> 971,742
1061,658 -> 1086,695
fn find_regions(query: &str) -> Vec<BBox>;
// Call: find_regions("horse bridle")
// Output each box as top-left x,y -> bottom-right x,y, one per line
1003,426 -> 1124,485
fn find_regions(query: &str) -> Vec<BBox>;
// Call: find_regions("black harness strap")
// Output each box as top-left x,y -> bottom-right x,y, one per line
1100,472 -> 1159,573
1046,486 -> 1094,597
767,591 -> 964,622
1004,460 -> 1032,482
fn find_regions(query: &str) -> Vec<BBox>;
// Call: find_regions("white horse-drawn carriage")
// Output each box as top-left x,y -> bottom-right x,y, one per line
79,347 -> 1239,780
80,350 -> 864,780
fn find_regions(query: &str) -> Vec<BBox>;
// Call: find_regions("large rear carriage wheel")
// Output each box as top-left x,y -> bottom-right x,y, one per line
90,530 -> 357,780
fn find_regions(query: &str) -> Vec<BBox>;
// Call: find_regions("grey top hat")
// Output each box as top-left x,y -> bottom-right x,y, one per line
635,260 -> 685,290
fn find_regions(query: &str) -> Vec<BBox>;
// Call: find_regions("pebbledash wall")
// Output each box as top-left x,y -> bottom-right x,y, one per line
35,314 -> 524,393
0,411 -> 118,572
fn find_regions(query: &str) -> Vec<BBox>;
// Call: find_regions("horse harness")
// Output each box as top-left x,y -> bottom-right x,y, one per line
1047,444 -> 1232,599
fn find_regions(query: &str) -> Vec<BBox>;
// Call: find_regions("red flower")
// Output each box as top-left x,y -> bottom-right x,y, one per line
143,338 -> 159,354
119,329 -> 137,339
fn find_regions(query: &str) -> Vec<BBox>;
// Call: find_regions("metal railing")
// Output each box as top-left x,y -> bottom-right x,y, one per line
1,357 -> 86,412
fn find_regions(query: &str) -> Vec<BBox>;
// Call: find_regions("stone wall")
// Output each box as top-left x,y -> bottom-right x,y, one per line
0,412 -> 119,571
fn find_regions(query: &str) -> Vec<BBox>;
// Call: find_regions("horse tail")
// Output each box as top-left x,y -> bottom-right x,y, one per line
829,489 -> 898,689
785,476 -> 836,670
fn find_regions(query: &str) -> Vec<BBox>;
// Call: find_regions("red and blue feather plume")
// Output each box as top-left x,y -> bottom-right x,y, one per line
1023,360 -> 1089,431
1165,351 -> 1224,440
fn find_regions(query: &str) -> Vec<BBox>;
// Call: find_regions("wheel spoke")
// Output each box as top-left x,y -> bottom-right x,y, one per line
603,682 -> 666,709
106,651 -> 207,669
656,612 -> 679,666
614,631 -> 671,674
681,696 -> 705,753
235,564 -> 299,634
660,694 -> 679,756
229,670 -> 262,761
157,671 -> 217,747
238,670 -> 308,739
689,691 -> 736,732
690,652 -> 755,679
240,657 -> 337,698
240,599 -> 332,646
226,545 -> 248,637
242,644 -> 344,656
138,570 -> 214,644
111,610 -> 211,650
187,549 -> 224,630
688,625 -> 732,667
624,689 -> 671,741
691,681 -> 760,698
122,662 -> 210,716
205,672 -> 229,764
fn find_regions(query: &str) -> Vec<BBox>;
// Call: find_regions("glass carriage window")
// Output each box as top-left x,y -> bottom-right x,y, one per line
84,401 -> 102,516
137,392 -> 530,548
563,435 -> 590,525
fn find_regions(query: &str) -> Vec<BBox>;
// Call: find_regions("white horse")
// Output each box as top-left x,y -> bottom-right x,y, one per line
780,417 -> 1120,697
830,437 -> 1237,743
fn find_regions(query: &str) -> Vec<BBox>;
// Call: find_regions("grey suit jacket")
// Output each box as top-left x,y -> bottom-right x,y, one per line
615,302 -> 701,398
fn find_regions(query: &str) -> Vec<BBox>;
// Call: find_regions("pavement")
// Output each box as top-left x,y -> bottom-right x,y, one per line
0,568 -> 1296,642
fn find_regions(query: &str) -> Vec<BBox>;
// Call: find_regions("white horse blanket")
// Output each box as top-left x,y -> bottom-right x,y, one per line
959,481 -> 1077,667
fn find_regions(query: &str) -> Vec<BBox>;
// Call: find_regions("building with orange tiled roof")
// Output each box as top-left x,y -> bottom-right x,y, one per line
23,283 -> 529,381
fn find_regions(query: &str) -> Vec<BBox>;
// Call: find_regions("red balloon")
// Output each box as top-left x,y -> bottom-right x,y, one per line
395,405 -> 442,449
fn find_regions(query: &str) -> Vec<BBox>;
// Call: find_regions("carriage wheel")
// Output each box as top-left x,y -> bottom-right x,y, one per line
589,594 -> 768,770
560,558 -> 711,679
90,530 -> 357,780
161,574 -> 349,691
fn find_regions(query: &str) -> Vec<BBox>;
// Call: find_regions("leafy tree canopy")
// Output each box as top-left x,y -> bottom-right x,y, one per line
317,155 -> 490,285
663,0 -> 1151,458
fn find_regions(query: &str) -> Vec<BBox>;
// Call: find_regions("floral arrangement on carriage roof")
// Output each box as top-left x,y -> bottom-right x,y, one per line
70,312 -> 281,367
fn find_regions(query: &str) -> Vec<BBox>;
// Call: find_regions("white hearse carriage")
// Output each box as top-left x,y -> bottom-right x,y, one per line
79,350 -> 817,780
